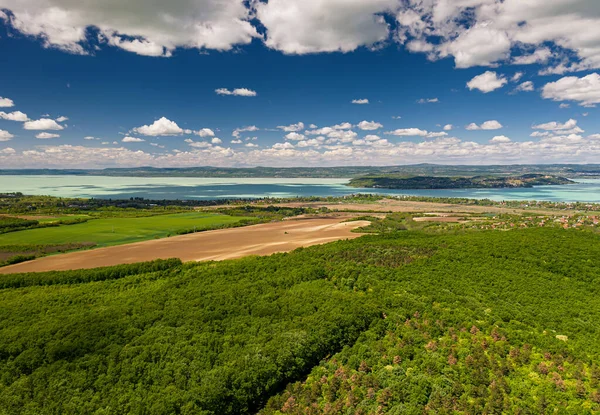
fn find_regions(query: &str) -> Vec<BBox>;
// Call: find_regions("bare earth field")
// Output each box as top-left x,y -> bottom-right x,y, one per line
0,218 -> 369,274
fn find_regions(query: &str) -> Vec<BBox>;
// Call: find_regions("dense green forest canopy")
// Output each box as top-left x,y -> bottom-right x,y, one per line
1,226 -> 599,414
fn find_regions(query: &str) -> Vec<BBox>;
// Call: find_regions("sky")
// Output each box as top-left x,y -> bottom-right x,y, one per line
0,0 -> 599,168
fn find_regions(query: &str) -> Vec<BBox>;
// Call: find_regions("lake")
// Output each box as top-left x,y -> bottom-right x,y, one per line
1,175 -> 600,202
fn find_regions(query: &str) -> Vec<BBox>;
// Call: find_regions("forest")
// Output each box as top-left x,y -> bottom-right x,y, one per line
1,225 -> 599,414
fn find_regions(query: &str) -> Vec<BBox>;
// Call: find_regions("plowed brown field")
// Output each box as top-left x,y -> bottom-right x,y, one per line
0,218 -> 369,274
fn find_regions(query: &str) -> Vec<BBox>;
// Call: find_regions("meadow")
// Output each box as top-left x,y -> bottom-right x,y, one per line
0,212 -> 252,248
0,226 -> 599,414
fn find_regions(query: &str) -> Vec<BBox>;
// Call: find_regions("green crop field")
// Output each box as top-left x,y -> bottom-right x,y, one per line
0,212 -> 251,247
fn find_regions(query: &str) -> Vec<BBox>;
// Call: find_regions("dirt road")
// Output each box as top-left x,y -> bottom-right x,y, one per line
0,218 -> 369,274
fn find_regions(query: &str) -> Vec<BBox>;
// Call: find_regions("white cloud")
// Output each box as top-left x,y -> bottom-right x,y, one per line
231,139 -> 242,144
385,128 -> 428,137
84,136 -> 99,140
277,122 -> 305,132
122,136 -> 145,143
272,142 -> 295,150
443,124 -> 453,131
23,118 -> 64,130
245,142 -> 258,148
255,0 -> 396,54
542,73 -> 600,107
0,0 -> 259,56
512,48 -> 552,65
0,130 -> 14,141
0,147 -> 15,154
490,135 -> 511,143
532,119 -> 581,131
589,134 -> 600,140
56,116 -> 69,122
559,103 -> 570,109
0,111 -> 28,121
185,139 -> 212,148
466,120 -> 503,130
439,24 -> 511,69
232,125 -> 259,138
417,98 -> 439,104
351,99 -> 369,105
0,97 -> 14,107
467,71 -> 508,93
134,117 -> 183,136
36,132 -> 60,139
285,132 -> 306,141
357,120 -> 383,131
211,137 -> 222,144
215,88 -> 257,97
385,128 -> 449,138
515,81 -> 534,92
511,72 -> 523,82
196,128 -> 215,137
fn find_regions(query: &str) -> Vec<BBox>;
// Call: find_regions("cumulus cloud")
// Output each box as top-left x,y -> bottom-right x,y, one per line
285,132 -> 306,141
351,99 -> 369,105
515,81 -> 534,92
196,128 -> 215,137
357,120 -> 383,131
512,48 -> 552,65
23,118 -> 64,130
36,132 -> 60,139
245,142 -> 258,148
255,0 -> 396,54
385,128 -> 428,137
465,120 -> 503,130
134,117 -> 183,136
385,128 -> 447,138
231,139 -> 242,144
0,97 -> 14,107
122,136 -> 145,143
542,73 -> 600,107
559,103 -> 570,109
0,111 -> 29,121
532,119 -> 582,132
467,71 -> 508,93
0,130 -> 14,141
511,72 -> 523,82
0,0 -> 259,56
417,98 -> 439,104
0,147 -> 15,154
232,125 -> 259,138
443,124 -> 453,131
56,116 -> 69,122
490,135 -> 511,143
211,137 -> 222,144
277,122 -> 305,132
272,142 -> 295,150
215,88 -> 257,97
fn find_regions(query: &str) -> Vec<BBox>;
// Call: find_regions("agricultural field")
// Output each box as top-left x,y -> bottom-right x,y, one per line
0,212 -> 251,248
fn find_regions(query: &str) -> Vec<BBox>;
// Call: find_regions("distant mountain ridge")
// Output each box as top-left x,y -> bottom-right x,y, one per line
0,164 -> 599,178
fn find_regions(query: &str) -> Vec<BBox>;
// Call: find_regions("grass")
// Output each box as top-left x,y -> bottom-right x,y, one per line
0,212 -> 251,248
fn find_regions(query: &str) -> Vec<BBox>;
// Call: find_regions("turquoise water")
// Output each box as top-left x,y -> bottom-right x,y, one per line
1,175 -> 600,202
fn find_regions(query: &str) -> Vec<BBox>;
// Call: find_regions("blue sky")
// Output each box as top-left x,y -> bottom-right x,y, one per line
0,0 -> 599,168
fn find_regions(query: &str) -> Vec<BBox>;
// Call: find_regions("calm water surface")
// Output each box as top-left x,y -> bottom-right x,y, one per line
1,175 -> 600,202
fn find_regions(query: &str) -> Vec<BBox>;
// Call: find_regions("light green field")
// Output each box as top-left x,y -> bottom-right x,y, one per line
0,212 -> 251,247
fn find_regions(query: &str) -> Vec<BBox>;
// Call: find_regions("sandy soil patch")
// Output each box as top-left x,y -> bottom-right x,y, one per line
0,218 -> 369,274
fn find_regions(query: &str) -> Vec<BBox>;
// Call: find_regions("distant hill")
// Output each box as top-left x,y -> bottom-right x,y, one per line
0,164 -> 599,178
348,174 -> 574,189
